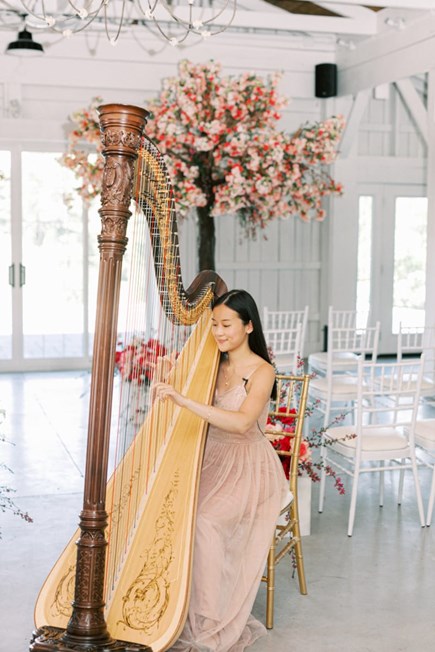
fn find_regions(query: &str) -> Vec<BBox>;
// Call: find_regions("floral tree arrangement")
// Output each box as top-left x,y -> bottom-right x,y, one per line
59,60 -> 345,271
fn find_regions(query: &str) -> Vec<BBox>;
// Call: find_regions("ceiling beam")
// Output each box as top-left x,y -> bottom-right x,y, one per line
301,0 -> 435,8
394,78 -> 428,144
338,13 -> 435,94
317,3 -> 375,21
137,5 -> 378,36
338,89 -> 371,158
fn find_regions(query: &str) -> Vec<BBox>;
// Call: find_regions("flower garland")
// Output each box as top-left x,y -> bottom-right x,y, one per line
59,60 -> 344,234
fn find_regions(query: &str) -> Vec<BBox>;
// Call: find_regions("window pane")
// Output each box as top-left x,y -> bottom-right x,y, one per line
392,197 -> 427,333
22,152 -> 84,358
0,152 -> 12,359
357,196 -> 373,328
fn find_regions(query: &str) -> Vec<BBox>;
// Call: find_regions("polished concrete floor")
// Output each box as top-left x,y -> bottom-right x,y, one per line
1,370 -> 435,651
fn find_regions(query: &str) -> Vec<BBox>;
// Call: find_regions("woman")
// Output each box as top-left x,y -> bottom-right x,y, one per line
153,289 -> 288,652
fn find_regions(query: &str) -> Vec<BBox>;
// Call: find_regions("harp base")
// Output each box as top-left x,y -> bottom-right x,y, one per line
30,626 -> 153,652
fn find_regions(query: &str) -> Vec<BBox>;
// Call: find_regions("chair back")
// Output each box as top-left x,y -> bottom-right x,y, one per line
325,322 -> 380,379
328,306 -> 369,330
263,306 -> 308,358
268,374 -> 311,495
398,325 -> 435,398
264,323 -> 302,374
354,357 -> 424,453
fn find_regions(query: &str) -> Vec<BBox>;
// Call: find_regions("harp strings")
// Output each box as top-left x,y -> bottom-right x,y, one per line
103,139 -> 201,602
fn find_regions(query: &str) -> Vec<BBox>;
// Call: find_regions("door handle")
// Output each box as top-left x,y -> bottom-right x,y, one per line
8,263 -> 15,287
19,263 -> 26,287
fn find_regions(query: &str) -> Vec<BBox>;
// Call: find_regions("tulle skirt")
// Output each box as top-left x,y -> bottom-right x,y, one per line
169,427 -> 288,652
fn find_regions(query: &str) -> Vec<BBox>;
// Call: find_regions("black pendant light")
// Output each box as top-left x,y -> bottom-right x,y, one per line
6,27 -> 44,56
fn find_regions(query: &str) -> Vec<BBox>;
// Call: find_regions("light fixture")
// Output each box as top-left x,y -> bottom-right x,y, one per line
5,27 -> 44,56
2,1 -> 238,47
384,16 -> 405,30
336,38 -> 356,51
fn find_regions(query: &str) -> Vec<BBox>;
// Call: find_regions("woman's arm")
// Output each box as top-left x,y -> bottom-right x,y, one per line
153,363 -> 275,435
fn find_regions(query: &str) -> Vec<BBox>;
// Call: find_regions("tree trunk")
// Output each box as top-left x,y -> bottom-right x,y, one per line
196,204 -> 216,272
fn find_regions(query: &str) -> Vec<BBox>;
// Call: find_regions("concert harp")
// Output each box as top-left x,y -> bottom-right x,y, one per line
30,104 -> 226,652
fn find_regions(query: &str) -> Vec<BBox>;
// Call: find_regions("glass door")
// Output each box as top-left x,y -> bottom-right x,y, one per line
357,184 -> 427,354
0,148 -> 99,371
21,152 -> 86,361
0,151 -> 12,361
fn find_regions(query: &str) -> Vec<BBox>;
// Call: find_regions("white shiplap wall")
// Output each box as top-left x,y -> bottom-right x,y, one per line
0,29 -> 428,358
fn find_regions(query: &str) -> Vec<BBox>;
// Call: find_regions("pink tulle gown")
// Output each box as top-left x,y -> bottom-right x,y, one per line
170,381 -> 288,652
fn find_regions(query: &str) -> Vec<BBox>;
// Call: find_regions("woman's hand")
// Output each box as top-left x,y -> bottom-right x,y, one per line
152,351 -> 178,383
152,381 -> 186,408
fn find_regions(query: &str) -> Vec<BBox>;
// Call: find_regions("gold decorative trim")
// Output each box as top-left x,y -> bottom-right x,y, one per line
120,473 -> 179,633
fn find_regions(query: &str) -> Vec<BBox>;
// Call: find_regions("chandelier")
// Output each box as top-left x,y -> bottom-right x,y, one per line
0,1 -> 238,46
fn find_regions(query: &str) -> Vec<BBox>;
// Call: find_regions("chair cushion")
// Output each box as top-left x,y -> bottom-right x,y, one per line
310,375 -> 358,399
414,419 -> 435,450
308,351 -> 359,372
325,424 -> 409,454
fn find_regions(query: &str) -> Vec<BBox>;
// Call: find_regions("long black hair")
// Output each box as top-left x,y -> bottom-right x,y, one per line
212,289 -> 276,398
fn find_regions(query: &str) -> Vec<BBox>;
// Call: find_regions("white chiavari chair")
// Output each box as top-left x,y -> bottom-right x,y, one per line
264,322 -> 302,375
397,324 -> 435,403
263,306 -> 309,359
308,306 -> 369,376
318,358 -> 426,536
308,322 -> 380,430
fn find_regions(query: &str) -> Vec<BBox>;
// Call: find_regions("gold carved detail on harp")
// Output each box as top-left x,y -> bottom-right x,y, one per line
119,473 -> 179,634
49,529 -> 108,623
50,565 -> 76,619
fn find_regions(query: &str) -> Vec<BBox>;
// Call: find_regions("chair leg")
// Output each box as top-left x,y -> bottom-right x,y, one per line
379,463 -> 385,507
265,539 -> 276,629
398,464 -> 405,506
293,539 -> 308,595
347,469 -> 360,537
410,454 -> 426,527
290,502 -> 308,595
426,464 -> 435,526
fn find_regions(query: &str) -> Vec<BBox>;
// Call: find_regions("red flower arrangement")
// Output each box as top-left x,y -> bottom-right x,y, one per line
266,405 -> 346,495
115,337 -> 167,385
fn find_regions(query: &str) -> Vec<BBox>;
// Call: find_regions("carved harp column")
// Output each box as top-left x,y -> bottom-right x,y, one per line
31,105 -> 152,651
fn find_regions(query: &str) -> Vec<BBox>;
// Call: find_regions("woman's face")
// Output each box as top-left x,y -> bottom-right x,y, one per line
211,303 -> 253,353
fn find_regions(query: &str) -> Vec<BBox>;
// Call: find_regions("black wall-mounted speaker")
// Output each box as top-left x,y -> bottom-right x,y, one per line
315,63 -> 337,98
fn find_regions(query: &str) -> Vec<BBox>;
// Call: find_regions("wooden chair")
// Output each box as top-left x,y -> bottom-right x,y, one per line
262,373 -> 311,629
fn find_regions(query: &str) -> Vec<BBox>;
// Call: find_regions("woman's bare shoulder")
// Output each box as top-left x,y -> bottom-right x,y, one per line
247,358 -> 275,387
